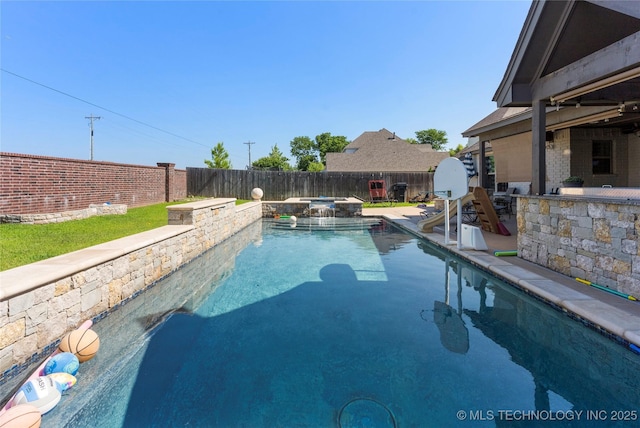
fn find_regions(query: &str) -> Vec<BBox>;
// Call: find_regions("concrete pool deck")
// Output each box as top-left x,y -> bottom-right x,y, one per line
362,205 -> 640,350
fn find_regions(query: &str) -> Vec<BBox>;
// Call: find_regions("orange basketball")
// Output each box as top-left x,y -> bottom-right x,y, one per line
59,329 -> 100,362
0,404 -> 41,428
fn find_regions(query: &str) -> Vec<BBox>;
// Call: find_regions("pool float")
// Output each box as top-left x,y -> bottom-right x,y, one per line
46,373 -> 77,392
0,319 -> 94,415
494,250 -> 517,257
0,403 -> 41,428
10,377 -> 61,415
43,353 -> 79,376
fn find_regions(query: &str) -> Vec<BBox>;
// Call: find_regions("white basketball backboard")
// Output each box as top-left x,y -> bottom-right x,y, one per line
434,157 -> 468,200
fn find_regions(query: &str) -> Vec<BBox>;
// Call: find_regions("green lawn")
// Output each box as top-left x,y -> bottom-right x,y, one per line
0,199 -> 251,271
0,202 -> 172,271
0,198 -> 422,271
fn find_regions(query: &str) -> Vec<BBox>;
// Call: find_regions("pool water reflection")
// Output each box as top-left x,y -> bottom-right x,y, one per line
44,219 -> 640,427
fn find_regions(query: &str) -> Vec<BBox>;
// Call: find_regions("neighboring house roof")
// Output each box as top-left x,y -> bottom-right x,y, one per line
325,128 -> 449,172
459,140 -> 492,155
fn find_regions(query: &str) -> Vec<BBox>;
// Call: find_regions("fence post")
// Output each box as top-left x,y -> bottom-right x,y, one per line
157,162 -> 176,202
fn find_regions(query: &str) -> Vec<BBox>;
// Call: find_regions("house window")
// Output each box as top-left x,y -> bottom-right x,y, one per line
592,140 -> 612,174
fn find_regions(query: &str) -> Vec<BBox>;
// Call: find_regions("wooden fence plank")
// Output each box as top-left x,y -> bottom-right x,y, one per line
187,168 -> 435,202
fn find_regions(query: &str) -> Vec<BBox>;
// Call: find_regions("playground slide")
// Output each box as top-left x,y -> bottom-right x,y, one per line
417,193 -> 475,233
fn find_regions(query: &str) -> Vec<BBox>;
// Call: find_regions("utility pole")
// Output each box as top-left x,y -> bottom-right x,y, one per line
244,141 -> 255,169
85,114 -> 101,160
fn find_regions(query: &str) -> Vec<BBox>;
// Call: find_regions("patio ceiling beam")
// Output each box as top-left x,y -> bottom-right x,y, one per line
587,0 -> 640,19
545,109 -> 621,131
550,67 -> 640,104
533,31 -> 640,103
506,84 -> 533,106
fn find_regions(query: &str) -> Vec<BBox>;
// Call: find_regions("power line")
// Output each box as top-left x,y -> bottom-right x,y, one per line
1,68 -> 209,148
99,117 -> 188,149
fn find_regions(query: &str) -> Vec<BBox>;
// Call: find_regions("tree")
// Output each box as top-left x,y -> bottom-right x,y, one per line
449,144 -> 465,156
252,144 -> 292,170
415,129 -> 448,151
289,132 -> 350,170
204,142 -> 232,169
315,132 -> 349,165
405,137 -> 418,144
289,136 -> 317,171
307,161 -> 325,172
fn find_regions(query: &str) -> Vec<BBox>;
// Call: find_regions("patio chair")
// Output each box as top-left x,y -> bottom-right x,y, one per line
368,180 -> 394,204
453,202 -> 479,232
493,187 -> 517,218
410,191 -> 430,203
461,201 -> 478,224
419,205 -> 440,219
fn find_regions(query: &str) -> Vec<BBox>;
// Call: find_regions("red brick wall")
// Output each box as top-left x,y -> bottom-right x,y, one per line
175,169 -> 187,199
0,153 -> 187,215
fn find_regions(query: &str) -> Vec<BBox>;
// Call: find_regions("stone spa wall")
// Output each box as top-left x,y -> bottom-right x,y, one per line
517,195 -> 640,297
0,199 -> 262,384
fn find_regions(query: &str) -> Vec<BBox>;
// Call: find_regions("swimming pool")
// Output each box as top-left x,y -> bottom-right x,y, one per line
42,218 -> 640,427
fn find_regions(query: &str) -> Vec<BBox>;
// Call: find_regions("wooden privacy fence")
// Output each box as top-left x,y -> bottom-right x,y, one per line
187,168 -> 435,202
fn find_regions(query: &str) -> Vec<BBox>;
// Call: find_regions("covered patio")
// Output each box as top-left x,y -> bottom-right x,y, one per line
463,1 -> 640,194
460,0 -> 640,298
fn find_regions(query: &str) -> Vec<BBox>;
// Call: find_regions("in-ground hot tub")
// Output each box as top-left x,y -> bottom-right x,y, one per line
297,197 -> 350,202
262,197 -> 363,218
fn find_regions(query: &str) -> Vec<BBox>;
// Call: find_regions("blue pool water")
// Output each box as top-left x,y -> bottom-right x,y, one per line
40,218 -> 639,427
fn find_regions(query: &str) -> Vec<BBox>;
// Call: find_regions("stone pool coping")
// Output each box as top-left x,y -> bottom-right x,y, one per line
376,213 -> 640,350
0,225 -> 194,301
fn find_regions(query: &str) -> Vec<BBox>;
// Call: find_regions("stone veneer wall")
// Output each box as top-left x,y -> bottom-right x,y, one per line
517,195 -> 640,297
261,199 -> 363,218
0,204 -> 127,224
0,199 -> 262,382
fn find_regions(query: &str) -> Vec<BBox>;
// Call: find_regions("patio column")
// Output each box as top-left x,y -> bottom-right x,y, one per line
479,140 -> 488,188
531,100 -> 546,195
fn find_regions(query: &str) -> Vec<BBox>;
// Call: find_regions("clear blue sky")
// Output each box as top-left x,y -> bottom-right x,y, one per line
1,1 -> 531,170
